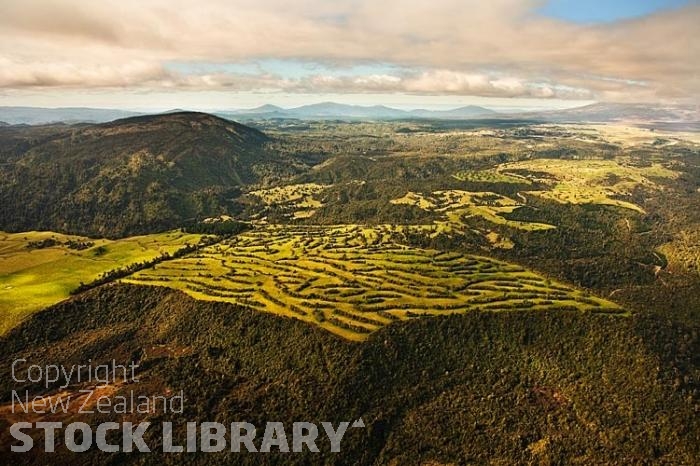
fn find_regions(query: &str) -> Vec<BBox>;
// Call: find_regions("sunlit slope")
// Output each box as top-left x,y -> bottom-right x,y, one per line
496,159 -> 678,213
123,225 -> 624,341
391,190 -> 555,232
0,230 -> 203,333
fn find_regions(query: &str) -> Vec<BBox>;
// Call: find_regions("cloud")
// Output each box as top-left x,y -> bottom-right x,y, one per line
285,71 -> 593,99
0,58 -> 169,88
0,0 -> 697,102
0,63 -> 589,100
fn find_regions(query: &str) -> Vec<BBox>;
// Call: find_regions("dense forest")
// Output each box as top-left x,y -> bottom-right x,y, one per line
0,284 -> 698,464
0,113 -> 304,237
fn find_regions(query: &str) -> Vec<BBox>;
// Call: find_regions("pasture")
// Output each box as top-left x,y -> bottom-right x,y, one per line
453,170 -> 531,185
498,159 -> 678,213
123,224 -> 623,341
0,230 -> 203,333
248,183 -> 328,219
391,190 -> 555,232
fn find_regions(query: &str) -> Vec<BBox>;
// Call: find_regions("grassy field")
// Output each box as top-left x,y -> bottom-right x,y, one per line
498,159 -> 678,213
391,190 -> 555,232
453,169 -> 532,185
248,183 -> 328,219
123,224 -> 623,341
0,230 -> 203,333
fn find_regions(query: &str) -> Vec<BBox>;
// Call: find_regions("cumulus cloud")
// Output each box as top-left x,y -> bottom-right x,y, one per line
0,0 -> 697,101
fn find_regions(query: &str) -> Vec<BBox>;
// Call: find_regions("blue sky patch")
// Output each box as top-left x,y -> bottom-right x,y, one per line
538,0 -> 690,23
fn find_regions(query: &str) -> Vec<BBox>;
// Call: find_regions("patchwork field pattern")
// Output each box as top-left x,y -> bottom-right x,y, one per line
453,170 -> 532,185
123,225 -> 623,341
497,159 -> 679,213
248,183 -> 329,219
391,190 -> 555,233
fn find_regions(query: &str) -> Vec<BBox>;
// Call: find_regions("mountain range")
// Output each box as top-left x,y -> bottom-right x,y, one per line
0,106 -> 142,125
222,102 -> 498,120
520,102 -> 699,125
1,102 -> 697,126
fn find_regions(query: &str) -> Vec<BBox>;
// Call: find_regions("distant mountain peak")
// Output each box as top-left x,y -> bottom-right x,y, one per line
248,104 -> 285,112
158,108 -> 189,114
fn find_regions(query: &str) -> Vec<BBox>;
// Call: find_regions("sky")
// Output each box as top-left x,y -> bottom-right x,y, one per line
0,0 -> 697,111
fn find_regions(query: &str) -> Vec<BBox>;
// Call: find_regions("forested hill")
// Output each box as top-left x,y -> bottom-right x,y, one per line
0,284 -> 697,464
0,112 -> 301,237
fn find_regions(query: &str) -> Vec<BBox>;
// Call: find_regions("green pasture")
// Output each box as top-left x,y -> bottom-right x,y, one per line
0,230 -> 203,333
123,224 -> 623,341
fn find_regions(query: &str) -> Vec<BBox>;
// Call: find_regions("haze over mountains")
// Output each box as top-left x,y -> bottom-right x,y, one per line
1,102 -> 697,126
522,102 -> 700,127
0,103 -> 497,124
221,102 -> 498,120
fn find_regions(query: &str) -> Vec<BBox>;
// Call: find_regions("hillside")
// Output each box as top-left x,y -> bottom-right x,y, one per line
0,284 -> 697,464
0,112 -> 302,237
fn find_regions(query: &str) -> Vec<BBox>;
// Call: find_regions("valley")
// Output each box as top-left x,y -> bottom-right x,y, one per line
1,116 -> 698,335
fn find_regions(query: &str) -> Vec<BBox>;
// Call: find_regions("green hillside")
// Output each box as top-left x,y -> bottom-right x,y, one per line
0,285 -> 696,464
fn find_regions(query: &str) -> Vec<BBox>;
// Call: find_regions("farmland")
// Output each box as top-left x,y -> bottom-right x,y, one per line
247,182 -> 329,219
453,169 -> 531,185
123,224 -> 622,341
496,159 -> 679,213
0,230 -> 203,333
391,190 -> 555,232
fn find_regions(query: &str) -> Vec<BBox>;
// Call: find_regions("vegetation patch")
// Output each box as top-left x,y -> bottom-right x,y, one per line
498,159 -> 679,213
391,190 -> 555,232
454,169 -> 532,185
659,229 -> 700,277
486,231 -> 515,249
248,183 -> 329,219
123,225 -> 623,341
0,230 -> 203,333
